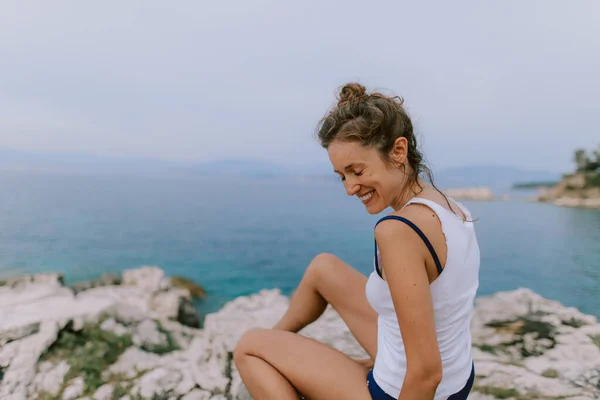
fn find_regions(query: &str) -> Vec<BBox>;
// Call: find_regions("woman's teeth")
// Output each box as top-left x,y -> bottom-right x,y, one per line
359,191 -> 373,201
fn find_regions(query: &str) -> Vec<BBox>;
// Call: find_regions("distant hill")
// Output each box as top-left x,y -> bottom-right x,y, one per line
512,181 -> 559,189
0,148 -> 327,178
0,148 -> 184,175
537,171 -> 600,209
189,159 -> 296,177
0,149 -> 560,189
432,165 -> 561,191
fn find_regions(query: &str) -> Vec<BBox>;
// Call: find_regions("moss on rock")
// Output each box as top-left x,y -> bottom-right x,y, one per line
40,322 -> 132,396
170,276 -> 206,299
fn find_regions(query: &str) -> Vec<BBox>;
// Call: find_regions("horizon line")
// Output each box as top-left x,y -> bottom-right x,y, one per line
0,146 -> 566,174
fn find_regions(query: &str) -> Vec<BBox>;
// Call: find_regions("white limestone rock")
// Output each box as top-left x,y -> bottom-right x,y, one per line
187,334 -> 230,393
27,360 -> 70,398
0,320 -> 62,400
471,347 -> 504,363
467,394 -> 499,400
0,286 -> 114,344
299,304 -> 369,359
202,289 -> 289,352
3,267 -> 600,400
473,288 -> 597,329
181,389 -> 214,400
0,284 -> 72,334
104,347 -> 162,380
130,367 -> 183,399
100,318 -> 129,336
151,288 -> 191,320
92,383 -> 114,400
524,343 -> 600,381
132,319 -> 168,349
158,318 -> 197,348
0,322 -> 40,347
229,362 -> 252,400
77,286 -> 152,318
0,272 -> 63,289
62,376 -> 85,400
122,266 -> 165,292
175,367 -> 197,395
475,362 -> 584,398
469,288 -> 600,399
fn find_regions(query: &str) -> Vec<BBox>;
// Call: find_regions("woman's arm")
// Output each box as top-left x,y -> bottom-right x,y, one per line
375,212 -> 443,400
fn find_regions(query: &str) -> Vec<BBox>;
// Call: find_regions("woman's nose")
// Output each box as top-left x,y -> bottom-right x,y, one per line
344,181 -> 360,196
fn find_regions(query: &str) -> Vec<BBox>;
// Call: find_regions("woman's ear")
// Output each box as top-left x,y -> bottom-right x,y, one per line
390,137 -> 408,165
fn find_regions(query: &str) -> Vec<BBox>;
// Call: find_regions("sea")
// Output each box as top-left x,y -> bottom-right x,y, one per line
1,171 -> 599,319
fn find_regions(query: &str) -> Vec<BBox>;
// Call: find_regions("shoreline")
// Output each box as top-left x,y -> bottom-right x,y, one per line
1,266 -> 600,399
535,172 -> 600,210
444,185 -> 600,210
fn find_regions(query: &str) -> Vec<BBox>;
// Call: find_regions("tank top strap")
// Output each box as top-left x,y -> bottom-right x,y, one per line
405,197 -> 470,224
374,214 -> 444,277
403,197 -> 444,212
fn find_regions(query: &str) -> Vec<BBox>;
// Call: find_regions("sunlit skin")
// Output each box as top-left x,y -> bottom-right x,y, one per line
329,138 -> 423,213
234,137 -> 466,400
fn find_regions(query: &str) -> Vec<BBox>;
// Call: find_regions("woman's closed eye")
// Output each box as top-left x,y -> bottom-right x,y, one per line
337,169 -> 364,181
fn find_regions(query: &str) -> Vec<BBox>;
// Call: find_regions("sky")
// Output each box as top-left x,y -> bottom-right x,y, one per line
1,1 -> 599,173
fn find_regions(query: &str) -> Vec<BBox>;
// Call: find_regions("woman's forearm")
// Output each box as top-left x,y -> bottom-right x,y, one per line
397,369 -> 441,400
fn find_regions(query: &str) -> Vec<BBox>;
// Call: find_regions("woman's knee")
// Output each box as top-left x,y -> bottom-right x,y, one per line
233,327 -> 269,364
306,253 -> 341,280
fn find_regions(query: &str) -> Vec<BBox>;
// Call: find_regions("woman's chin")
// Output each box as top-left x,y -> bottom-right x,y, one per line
365,201 -> 386,215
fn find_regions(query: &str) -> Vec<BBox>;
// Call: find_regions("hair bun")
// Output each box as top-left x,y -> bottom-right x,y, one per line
337,82 -> 367,106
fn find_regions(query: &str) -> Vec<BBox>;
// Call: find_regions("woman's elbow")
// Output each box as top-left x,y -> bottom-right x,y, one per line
408,362 -> 443,389
427,366 -> 443,388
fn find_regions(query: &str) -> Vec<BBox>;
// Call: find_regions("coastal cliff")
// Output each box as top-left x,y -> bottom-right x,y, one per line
536,147 -> 600,209
443,187 -> 495,201
537,172 -> 600,209
1,266 -> 600,400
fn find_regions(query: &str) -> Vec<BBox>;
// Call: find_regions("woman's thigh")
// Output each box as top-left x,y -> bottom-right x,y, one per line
308,253 -> 378,358
235,327 -> 373,400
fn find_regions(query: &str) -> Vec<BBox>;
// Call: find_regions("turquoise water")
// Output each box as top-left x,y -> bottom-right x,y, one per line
1,171 -> 599,318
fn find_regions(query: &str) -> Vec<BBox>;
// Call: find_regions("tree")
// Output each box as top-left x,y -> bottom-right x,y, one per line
574,149 -> 589,172
589,145 -> 600,171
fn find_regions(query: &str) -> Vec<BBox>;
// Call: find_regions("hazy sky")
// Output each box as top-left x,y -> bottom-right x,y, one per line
1,1 -> 599,172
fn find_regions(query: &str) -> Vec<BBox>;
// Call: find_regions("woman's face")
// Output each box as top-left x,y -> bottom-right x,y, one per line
327,138 -> 409,214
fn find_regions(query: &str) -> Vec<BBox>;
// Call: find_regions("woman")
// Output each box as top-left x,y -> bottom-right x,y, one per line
233,83 -> 480,400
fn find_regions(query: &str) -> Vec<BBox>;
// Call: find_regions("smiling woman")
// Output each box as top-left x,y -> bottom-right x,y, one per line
233,83 -> 480,400
320,83 -> 452,214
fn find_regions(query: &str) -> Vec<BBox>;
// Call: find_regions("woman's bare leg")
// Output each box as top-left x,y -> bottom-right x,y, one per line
234,328 -> 372,400
273,253 -> 378,358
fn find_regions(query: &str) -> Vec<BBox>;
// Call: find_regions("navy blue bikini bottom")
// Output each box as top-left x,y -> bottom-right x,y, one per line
367,364 -> 475,400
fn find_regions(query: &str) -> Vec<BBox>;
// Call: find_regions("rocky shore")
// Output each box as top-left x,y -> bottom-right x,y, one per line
1,266 -> 600,400
443,187 -> 496,201
537,172 -> 600,209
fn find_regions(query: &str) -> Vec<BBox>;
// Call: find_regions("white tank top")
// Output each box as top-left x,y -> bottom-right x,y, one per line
365,197 -> 480,399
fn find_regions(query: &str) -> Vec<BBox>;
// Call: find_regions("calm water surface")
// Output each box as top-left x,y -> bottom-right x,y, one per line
0,172 -> 598,317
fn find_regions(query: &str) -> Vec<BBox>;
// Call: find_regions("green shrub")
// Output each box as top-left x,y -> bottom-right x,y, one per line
140,322 -> 180,355
586,173 -> 600,187
475,344 -> 497,354
40,323 -> 132,396
542,368 -> 558,378
591,334 -> 600,349
474,386 -> 519,399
